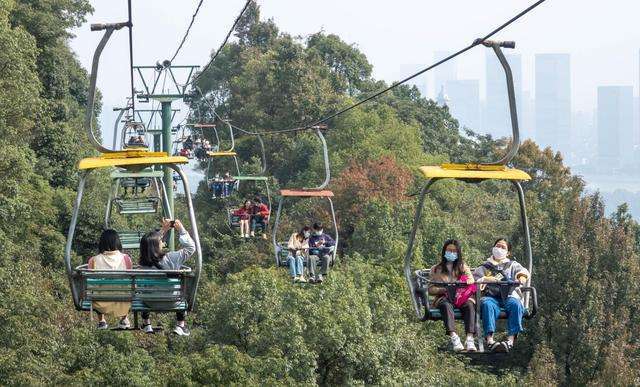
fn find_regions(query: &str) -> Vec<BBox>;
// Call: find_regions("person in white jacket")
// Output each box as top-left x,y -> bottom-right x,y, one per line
138,219 -> 196,336
287,226 -> 310,283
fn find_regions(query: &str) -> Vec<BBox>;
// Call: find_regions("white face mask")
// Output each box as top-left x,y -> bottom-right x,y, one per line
303,231 -> 310,238
492,246 -> 508,260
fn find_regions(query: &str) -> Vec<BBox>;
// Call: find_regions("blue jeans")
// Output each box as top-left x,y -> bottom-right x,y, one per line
287,254 -> 304,277
480,296 -> 524,336
251,216 -> 267,232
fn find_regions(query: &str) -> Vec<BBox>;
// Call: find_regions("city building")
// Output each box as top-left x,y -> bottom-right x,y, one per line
597,86 -> 634,168
484,52 -> 522,138
535,54 -> 571,156
445,79 -> 480,131
433,50 -> 457,98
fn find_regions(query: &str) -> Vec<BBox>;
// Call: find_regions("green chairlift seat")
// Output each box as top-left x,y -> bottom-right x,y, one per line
118,231 -> 145,250
115,197 -> 160,214
76,266 -> 194,312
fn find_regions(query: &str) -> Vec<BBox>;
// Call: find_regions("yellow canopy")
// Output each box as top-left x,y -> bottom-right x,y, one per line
207,151 -> 237,157
419,163 -> 531,181
78,151 -> 188,170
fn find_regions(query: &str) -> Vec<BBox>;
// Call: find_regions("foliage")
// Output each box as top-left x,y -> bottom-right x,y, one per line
2,1 -> 640,386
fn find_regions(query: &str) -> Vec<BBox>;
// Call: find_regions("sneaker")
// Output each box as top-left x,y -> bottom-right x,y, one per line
450,334 -> 464,352
293,276 -> 300,283
298,276 -> 307,283
466,338 -> 477,352
262,233 -> 267,240
173,325 -> 191,336
250,232 -> 255,237
316,274 -> 324,283
142,324 -> 154,334
308,277 -> 317,284
97,321 -> 108,330
117,318 -> 131,330
489,341 -> 507,353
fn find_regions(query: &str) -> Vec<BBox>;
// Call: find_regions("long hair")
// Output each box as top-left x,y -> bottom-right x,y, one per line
139,231 -> 166,269
435,239 -> 465,278
99,229 -> 122,253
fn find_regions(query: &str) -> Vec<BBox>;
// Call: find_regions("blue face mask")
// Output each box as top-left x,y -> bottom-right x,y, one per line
444,251 -> 457,262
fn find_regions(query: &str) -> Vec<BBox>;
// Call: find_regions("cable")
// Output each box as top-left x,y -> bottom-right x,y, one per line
187,0 -> 254,88
127,0 -> 135,113
194,0 -> 547,136
170,0 -> 205,64
297,0 -> 548,131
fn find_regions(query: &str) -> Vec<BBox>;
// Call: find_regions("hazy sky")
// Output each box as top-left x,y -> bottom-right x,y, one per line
70,0 -> 640,140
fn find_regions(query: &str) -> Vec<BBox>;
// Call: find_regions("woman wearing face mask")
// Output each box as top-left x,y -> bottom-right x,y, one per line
473,238 -> 530,353
428,239 -> 477,352
286,226 -> 311,283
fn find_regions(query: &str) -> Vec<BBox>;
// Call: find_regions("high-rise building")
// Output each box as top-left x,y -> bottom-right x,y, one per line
445,79 -> 480,131
535,54 -> 571,155
597,86 -> 634,168
433,51 -> 457,98
484,52 -> 522,138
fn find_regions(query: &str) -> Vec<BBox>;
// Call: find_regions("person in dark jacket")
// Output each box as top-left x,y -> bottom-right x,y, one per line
307,222 -> 335,283
250,196 -> 270,239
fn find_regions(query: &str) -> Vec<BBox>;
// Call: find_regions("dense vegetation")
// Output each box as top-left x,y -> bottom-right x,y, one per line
2,1 -> 640,385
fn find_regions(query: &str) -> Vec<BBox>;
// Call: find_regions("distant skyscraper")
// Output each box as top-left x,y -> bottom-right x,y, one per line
445,79 -> 480,131
597,86 -> 634,167
433,51 -> 457,98
485,52 -> 522,138
520,90 -> 535,141
535,54 -> 571,155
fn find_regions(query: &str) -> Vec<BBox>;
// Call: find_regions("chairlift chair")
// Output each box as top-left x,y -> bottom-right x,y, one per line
64,22 -> 202,321
402,40 -> 538,353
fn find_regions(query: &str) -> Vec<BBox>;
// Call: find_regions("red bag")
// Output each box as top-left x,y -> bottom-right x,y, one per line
453,275 -> 477,308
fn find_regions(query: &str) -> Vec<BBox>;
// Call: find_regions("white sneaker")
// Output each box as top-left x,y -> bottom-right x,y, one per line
450,334 -> 464,351
173,325 -> 191,336
142,324 -> 154,334
466,338 -> 477,352
117,318 -> 131,330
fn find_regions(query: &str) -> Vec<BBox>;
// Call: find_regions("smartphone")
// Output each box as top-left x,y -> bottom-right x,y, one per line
169,220 -> 176,228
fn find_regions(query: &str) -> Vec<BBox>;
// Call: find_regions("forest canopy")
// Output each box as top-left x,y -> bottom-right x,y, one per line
1,1 -> 639,386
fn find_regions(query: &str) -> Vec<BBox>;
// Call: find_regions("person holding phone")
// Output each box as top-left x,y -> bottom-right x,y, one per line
138,218 -> 196,336
307,222 -> 335,283
473,238 -> 529,352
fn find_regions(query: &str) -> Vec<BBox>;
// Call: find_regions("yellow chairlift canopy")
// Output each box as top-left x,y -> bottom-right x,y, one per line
78,150 -> 188,171
419,163 -> 531,181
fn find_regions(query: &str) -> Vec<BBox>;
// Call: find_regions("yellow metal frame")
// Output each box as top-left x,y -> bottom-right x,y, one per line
419,163 -> 531,181
78,151 -> 188,170
207,151 -> 237,157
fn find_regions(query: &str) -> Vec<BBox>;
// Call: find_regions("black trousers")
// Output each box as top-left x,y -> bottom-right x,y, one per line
438,299 -> 476,335
141,311 -> 186,322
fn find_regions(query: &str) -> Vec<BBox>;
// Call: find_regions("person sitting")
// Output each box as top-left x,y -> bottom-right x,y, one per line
87,229 -> 133,330
135,177 -> 149,194
473,238 -> 530,353
222,172 -> 236,198
209,173 -> 224,198
232,200 -> 253,238
184,136 -> 193,150
307,222 -> 335,283
250,196 -> 270,239
138,219 -> 196,336
428,239 -> 477,352
287,226 -> 310,283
